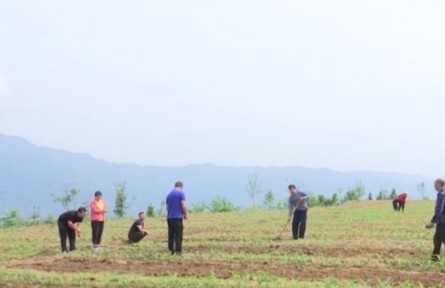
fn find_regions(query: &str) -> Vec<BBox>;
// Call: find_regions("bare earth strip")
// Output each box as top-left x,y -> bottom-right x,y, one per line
186,244 -> 427,258
6,257 -> 445,287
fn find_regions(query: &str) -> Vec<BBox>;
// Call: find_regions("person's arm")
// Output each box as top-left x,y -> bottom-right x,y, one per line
67,220 -> 81,237
288,199 -> 294,221
181,200 -> 188,220
102,201 -> 108,213
298,193 -> 309,204
137,224 -> 146,233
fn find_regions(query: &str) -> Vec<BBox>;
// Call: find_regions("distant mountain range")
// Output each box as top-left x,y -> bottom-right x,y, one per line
0,133 -> 434,217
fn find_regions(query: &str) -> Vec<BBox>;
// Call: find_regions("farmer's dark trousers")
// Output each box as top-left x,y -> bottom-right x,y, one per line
129,231 -> 148,243
58,220 -> 76,252
292,209 -> 307,240
433,223 -> 445,256
91,221 -> 105,245
168,218 -> 183,253
392,199 -> 405,212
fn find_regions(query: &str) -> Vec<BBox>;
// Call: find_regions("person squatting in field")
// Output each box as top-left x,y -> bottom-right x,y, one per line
90,191 -> 108,252
392,191 -> 408,212
166,181 -> 188,255
426,179 -> 445,262
128,212 -> 149,243
288,185 -> 309,240
57,207 -> 87,252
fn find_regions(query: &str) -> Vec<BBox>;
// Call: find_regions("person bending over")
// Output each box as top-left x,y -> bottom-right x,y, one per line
58,207 -> 87,252
392,191 -> 408,212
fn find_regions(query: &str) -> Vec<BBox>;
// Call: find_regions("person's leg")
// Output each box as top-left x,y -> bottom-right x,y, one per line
58,222 -> 68,252
97,221 -> 104,246
91,221 -> 96,246
67,229 -> 76,251
441,224 -> 445,257
167,220 -> 175,253
129,232 -> 147,243
401,202 -> 405,212
175,219 -> 184,254
293,210 -> 302,240
299,210 -> 308,239
392,199 -> 398,211
433,224 -> 445,258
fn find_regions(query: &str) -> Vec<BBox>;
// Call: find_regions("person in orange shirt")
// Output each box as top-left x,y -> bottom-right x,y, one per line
392,191 -> 408,212
90,191 -> 107,252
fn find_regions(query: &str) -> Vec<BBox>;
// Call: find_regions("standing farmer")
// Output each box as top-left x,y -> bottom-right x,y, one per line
426,179 -> 445,262
90,191 -> 107,252
166,181 -> 188,255
288,185 -> 309,240
392,191 -> 408,212
57,207 -> 87,252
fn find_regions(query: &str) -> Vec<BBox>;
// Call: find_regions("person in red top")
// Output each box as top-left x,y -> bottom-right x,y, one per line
393,191 -> 408,212
90,191 -> 108,252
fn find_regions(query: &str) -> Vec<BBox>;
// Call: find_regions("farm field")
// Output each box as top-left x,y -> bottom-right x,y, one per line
0,201 -> 444,287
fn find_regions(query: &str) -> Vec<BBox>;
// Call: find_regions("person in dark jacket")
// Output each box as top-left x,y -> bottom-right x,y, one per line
426,179 -> 445,262
288,184 -> 309,240
57,207 -> 87,252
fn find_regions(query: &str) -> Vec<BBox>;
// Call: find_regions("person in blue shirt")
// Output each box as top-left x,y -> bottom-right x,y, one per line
426,178 -> 445,262
166,181 -> 188,255
288,184 -> 309,240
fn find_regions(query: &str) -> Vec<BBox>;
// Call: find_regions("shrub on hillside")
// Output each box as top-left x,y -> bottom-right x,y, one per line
209,196 -> 238,213
189,202 -> 209,214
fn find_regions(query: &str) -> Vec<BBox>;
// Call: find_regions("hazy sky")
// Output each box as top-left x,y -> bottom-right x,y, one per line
1,1 -> 445,177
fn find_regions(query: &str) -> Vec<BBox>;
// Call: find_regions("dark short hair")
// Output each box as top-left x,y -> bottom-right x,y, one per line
77,207 -> 87,213
288,184 -> 296,190
95,191 -> 103,197
175,181 -> 183,188
138,212 -> 145,217
436,179 -> 445,187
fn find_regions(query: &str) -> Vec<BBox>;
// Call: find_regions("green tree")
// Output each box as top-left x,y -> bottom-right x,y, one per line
376,189 -> 388,200
30,206 -> 41,225
146,204 -> 155,217
327,193 -> 338,206
247,173 -> 262,208
306,193 -> 337,207
263,190 -> 275,210
417,182 -> 428,200
341,182 -> 366,203
156,200 -> 166,217
113,182 -> 129,218
368,192 -> 373,201
307,195 -> 320,207
209,196 -> 238,213
1,208 -> 26,228
276,198 -> 288,210
390,189 -> 397,199
53,188 -> 80,210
